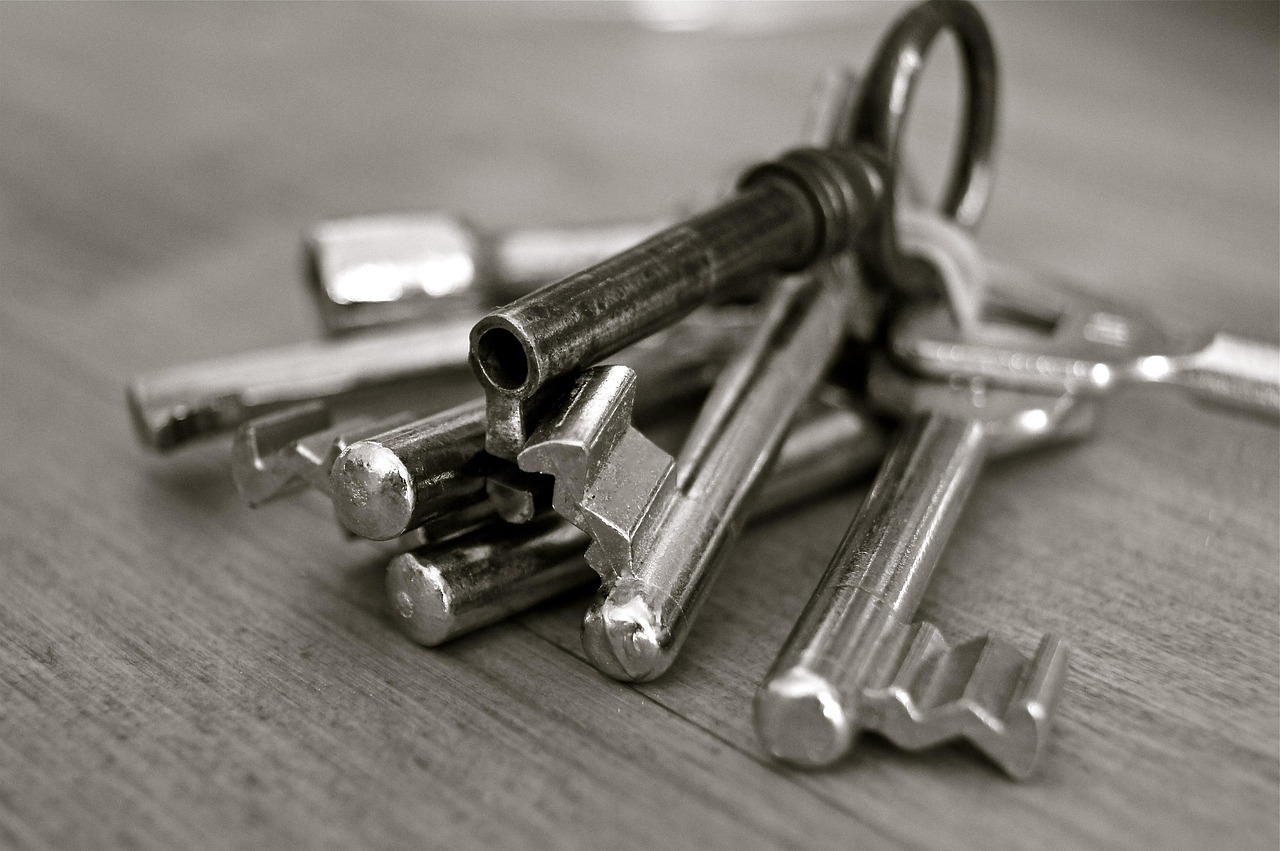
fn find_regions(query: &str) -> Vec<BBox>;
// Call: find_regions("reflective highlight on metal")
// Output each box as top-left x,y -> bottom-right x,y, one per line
519,267 -> 855,681
387,387 -> 886,647
307,213 -> 672,334
890,262 -> 1280,421
755,359 -> 1089,778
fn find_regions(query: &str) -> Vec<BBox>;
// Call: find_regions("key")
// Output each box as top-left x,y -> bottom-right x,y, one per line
126,318 -> 477,452
386,386 -> 886,647
518,262 -> 857,681
891,260 -> 1280,421
754,358 -> 1089,778
469,0 -> 999,460
230,403 -> 420,507
307,213 -> 674,334
327,307 -> 758,541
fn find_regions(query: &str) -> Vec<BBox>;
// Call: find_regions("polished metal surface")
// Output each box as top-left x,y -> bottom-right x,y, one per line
388,387 -> 886,648
329,307 -> 758,541
307,213 -> 672,334
754,359 -> 1090,778
519,267 -> 854,681
126,317 -> 477,452
891,261 -> 1280,420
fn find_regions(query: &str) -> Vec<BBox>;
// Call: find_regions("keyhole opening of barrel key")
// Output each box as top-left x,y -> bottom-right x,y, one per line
476,327 -> 531,391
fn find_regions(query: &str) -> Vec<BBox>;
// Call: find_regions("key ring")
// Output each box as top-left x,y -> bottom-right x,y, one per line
843,0 -> 999,300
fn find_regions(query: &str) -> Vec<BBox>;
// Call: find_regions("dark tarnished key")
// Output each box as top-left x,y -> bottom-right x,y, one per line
469,0 -> 999,460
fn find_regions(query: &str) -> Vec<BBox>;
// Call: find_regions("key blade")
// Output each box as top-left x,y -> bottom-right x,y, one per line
864,628 -> 1070,780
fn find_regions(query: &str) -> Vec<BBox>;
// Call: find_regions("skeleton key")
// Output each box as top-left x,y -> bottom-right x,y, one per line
891,260 -> 1280,421
518,263 -> 855,681
230,403 -> 419,507
327,306 -> 756,541
386,386 -> 886,647
469,0 -> 998,459
307,213 -> 674,334
753,358 -> 1090,779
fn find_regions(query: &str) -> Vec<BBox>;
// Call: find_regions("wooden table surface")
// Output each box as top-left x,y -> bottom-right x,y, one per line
1,2 -> 1276,849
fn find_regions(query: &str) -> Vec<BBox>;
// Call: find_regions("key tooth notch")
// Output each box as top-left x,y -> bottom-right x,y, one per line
518,365 -> 676,585
864,626 -> 1069,780
230,402 -> 333,506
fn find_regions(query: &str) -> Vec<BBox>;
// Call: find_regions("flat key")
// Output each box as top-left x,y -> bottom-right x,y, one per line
518,261 -> 856,681
891,260 -> 1280,421
328,307 -> 757,541
387,386 -> 886,647
754,358 -> 1092,778
307,213 -> 674,334
126,318 -> 477,452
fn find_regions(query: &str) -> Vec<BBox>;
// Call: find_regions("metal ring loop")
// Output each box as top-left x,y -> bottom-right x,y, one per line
847,0 -> 999,229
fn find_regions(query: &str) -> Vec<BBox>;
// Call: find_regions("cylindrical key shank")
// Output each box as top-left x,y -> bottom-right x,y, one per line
754,414 -> 988,766
387,392 -> 885,647
469,146 -> 885,401
580,269 -> 856,682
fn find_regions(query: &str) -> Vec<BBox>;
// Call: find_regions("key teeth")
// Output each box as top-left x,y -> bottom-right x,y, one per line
518,366 -> 637,523
518,366 -> 676,583
230,402 -> 332,506
866,629 -> 1070,780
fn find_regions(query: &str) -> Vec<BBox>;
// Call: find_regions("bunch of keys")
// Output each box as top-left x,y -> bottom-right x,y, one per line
125,0 -> 1279,780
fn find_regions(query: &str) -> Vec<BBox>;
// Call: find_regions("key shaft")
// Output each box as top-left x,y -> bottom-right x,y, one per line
755,360 -> 1089,778
307,213 -> 673,334
388,388 -> 886,647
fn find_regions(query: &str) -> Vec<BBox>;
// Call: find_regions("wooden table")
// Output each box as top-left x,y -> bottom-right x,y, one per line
2,3 -> 1276,848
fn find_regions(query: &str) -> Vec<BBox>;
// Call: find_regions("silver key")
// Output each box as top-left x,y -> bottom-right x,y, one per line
891,261 -> 1280,421
518,262 -> 856,681
754,359 -> 1090,778
307,213 -> 673,334
386,386 -> 886,647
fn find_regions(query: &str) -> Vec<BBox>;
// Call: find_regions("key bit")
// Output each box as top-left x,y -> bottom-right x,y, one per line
230,403 -> 419,507
387,386 -> 886,647
519,267 -> 854,681
328,307 -> 757,542
754,358 -> 1090,779
891,261 -> 1280,421
307,213 -> 674,334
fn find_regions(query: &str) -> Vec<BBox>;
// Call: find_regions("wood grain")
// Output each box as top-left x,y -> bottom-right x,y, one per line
0,3 -> 1276,849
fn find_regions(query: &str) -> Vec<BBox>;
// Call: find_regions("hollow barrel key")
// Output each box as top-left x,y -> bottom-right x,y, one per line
469,0 -> 999,460
754,358 -> 1091,778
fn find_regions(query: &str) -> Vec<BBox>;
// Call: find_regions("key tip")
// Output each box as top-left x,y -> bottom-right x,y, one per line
754,667 -> 854,768
581,587 -> 674,683
386,553 -> 456,647
330,441 -> 416,540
